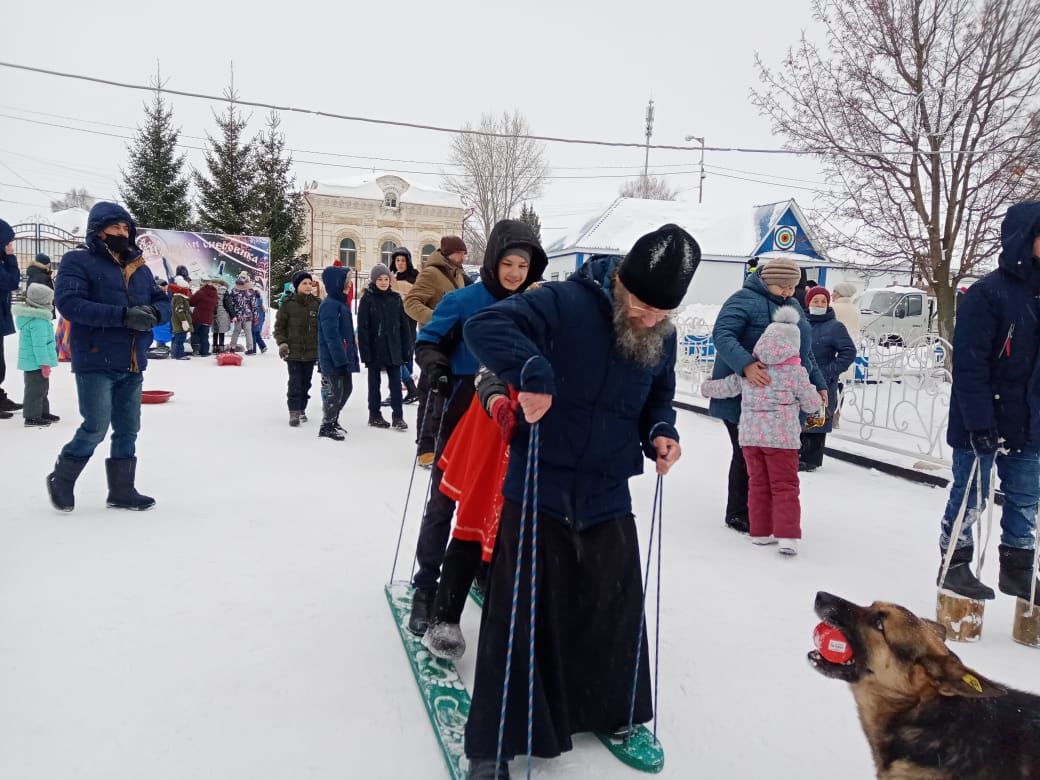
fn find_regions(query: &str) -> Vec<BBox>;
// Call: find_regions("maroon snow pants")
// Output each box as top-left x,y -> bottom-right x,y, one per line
743,446 -> 801,540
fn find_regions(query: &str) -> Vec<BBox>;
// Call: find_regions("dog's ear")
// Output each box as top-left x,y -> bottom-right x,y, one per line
918,655 -> 1006,698
922,619 -> 947,642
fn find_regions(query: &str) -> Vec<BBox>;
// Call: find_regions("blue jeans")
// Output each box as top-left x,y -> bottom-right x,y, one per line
400,360 -> 413,384
61,370 -> 143,460
940,446 -> 1040,552
172,332 -> 188,359
252,326 -> 266,353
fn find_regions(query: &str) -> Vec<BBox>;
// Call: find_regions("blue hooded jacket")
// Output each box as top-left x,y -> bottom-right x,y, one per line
0,219 -> 19,338
948,202 -> 1040,450
463,256 -> 679,531
708,271 -> 826,425
54,202 -> 171,373
318,265 -> 360,375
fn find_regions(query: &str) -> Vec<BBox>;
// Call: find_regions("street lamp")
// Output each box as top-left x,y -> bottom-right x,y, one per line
685,135 -> 706,204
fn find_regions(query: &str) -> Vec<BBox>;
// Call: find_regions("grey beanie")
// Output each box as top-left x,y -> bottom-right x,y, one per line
26,282 -> 55,309
370,263 -> 392,281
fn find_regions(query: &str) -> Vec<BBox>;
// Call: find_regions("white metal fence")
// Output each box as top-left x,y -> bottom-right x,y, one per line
674,317 -> 953,466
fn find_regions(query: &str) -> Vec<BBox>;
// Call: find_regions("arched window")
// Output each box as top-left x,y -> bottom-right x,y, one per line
383,193 -> 398,208
421,243 -> 436,263
381,240 -> 397,265
338,238 -> 357,268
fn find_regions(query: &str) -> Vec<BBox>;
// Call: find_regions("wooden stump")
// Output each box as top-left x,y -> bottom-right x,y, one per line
936,592 -> 985,642
1012,598 -> 1040,649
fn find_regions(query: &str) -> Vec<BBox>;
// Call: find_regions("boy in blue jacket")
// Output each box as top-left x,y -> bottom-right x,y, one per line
317,265 -> 360,441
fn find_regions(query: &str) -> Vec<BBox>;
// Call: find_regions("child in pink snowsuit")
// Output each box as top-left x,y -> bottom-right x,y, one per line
701,307 -> 821,555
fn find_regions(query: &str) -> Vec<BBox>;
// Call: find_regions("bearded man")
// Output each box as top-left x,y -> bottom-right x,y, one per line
459,224 -> 700,779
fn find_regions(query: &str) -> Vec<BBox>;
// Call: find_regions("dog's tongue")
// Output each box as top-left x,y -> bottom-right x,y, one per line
813,622 -> 853,664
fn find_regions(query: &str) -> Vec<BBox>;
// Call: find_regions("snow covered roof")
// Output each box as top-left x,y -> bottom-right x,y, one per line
306,173 -> 464,209
547,197 -> 758,259
45,207 -> 89,236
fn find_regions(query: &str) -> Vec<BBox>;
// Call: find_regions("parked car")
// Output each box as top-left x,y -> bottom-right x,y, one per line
859,286 -> 935,346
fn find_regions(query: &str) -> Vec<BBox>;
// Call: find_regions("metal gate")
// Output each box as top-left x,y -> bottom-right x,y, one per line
7,222 -> 81,299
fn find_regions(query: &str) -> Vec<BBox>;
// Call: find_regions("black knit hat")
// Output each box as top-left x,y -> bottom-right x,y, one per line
618,224 -> 701,310
291,270 -> 313,290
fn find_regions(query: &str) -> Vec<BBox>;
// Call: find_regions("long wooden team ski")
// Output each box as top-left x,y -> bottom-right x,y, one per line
386,581 -> 470,779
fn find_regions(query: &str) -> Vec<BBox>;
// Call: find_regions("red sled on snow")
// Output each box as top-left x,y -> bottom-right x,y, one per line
216,353 -> 243,367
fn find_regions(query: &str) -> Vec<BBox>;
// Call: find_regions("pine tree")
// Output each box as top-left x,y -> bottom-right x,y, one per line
194,90 -> 258,235
253,111 -> 308,295
519,202 -> 542,243
119,91 -> 192,229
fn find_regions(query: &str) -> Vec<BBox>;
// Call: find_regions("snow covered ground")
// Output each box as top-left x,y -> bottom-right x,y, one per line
1,339 -> 1037,779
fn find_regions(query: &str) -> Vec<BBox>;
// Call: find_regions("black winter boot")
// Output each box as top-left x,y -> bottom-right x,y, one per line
998,545 -> 1040,605
725,514 -> 750,534
105,458 -> 156,511
403,377 -> 419,405
369,412 -> 391,429
46,455 -> 90,512
468,759 -> 510,779
407,587 -> 436,636
0,393 -> 23,412
289,410 -> 301,427
319,423 -> 345,441
392,415 -> 408,431
937,547 -> 995,600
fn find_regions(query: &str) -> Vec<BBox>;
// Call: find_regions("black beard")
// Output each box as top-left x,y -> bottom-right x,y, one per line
612,292 -> 674,368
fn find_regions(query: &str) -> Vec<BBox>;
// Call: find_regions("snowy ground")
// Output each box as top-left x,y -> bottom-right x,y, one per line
1,339 -> 1037,779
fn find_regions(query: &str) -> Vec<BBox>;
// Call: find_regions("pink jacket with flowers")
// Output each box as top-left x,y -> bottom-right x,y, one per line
701,313 -> 821,450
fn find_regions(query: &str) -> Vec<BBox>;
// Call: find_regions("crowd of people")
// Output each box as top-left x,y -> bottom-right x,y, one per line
2,198 -> 1040,778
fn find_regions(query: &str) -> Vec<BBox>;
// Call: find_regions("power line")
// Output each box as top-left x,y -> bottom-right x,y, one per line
0,60 -> 1014,159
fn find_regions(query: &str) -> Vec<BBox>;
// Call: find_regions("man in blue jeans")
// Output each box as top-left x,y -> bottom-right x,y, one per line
46,202 -> 171,513
939,201 -> 1040,604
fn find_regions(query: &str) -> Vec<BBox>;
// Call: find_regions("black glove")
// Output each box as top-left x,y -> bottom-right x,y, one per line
969,429 -> 1000,456
123,305 -> 160,332
429,366 -> 452,395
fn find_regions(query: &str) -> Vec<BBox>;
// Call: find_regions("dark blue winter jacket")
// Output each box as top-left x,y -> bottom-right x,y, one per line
54,202 -> 171,374
0,219 -> 19,338
709,271 -> 826,425
318,265 -> 360,376
806,308 -> 857,434
464,256 -> 680,531
948,201 -> 1040,451
416,282 -> 496,377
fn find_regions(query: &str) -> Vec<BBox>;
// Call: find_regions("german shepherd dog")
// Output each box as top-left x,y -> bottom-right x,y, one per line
808,592 -> 1040,779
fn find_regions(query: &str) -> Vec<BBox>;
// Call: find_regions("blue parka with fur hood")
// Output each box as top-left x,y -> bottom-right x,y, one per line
54,202 -> 171,373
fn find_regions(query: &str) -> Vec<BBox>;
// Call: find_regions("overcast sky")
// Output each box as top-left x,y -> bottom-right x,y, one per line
1,0 -> 830,245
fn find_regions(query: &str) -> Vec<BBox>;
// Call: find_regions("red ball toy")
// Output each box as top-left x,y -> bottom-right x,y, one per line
813,622 -> 854,664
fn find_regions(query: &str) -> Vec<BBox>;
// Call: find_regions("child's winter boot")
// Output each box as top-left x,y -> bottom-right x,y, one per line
289,410 -> 301,427
368,411 -> 391,429
318,423 -> 345,441
998,545 -> 1040,604
403,377 -> 419,405
105,457 -> 156,511
46,454 -> 90,512
937,546 -> 995,600
422,621 -> 466,660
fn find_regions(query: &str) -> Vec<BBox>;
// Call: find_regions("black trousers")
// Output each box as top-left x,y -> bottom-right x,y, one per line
321,373 -> 353,425
411,378 -> 476,593
800,432 -> 827,469
432,538 -> 483,624
464,501 -> 652,760
286,360 -> 315,412
724,420 -> 749,520
416,372 -> 444,455
191,324 -> 211,356
367,365 -> 403,417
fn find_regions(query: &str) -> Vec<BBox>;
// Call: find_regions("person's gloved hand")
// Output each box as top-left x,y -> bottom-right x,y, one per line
123,305 -> 160,332
969,429 -> 1001,455
490,396 -> 519,443
278,343 -> 290,360
41,365 -> 51,379
429,366 -> 452,395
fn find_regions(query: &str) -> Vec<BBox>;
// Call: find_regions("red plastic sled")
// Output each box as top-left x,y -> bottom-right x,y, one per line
216,353 -> 243,366
141,390 -> 174,404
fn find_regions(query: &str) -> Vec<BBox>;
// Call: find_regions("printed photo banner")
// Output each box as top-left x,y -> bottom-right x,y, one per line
136,228 -> 271,298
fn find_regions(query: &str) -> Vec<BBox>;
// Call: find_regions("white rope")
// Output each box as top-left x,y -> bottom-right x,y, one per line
1028,523 -> 1040,619
976,451 -> 1002,578
938,456 -> 979,597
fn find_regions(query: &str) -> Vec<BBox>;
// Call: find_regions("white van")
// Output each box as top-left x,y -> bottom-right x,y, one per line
858,286 -> 935,346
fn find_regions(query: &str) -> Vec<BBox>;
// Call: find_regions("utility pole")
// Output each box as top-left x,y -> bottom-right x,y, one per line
685,134 -> 706,203
643,99 -> 655,198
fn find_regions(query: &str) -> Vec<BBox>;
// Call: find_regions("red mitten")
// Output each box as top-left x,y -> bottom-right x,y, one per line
491,397 -> 519,443
41,365 -> 52,379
